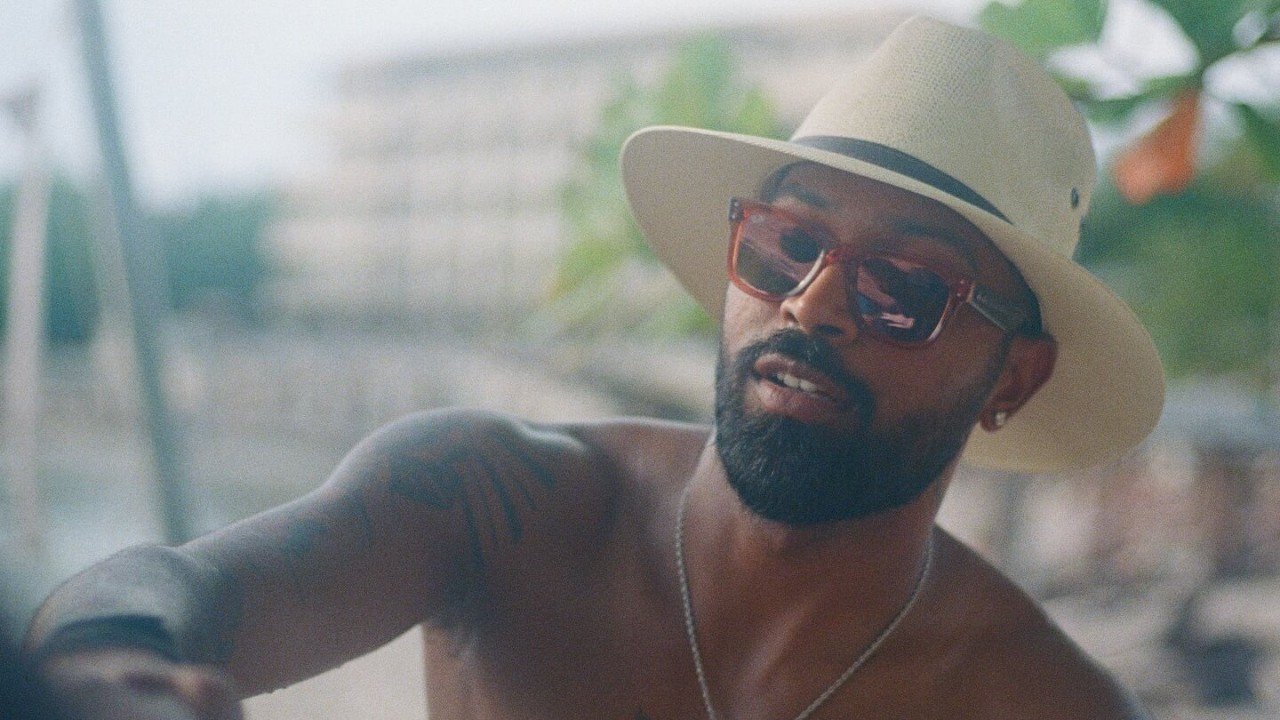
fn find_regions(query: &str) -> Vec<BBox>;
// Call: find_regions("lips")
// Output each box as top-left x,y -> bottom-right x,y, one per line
755,354 -> 848,402
724,328 -> 875,428
750,353 -> 857,424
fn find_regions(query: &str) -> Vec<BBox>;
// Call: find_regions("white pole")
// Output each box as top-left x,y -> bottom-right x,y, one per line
3,85 -> 52,555
74,0 -> 193,542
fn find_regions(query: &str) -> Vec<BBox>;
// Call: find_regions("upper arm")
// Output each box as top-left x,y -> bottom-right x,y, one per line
188,408 -> 611,693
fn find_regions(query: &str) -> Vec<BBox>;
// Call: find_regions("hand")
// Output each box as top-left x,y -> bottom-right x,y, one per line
40,648 -> 243,720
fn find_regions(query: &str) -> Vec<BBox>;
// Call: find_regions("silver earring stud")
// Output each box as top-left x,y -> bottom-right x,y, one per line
993,410 -> 1009,428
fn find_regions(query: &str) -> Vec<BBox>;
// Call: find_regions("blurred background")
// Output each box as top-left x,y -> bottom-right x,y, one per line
1,0 -> 1279,718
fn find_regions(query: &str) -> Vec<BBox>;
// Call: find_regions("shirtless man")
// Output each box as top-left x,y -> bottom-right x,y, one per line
26,16 -> 1164,720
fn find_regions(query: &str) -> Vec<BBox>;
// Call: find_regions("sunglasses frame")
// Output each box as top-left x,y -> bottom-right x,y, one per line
727,197 -> 1030,346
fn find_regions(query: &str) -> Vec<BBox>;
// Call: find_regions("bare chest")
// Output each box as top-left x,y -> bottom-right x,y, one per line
420,549 -> 704,720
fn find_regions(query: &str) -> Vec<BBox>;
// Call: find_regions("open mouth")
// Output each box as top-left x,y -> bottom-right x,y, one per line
771,370 -> 827,397
753,355 -> 851,409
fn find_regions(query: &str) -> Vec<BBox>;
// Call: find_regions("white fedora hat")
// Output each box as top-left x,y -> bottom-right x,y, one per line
621,15 -> 1165,473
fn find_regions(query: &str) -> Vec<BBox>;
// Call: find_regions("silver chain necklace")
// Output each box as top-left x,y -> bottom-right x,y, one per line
675,486 -> 934,720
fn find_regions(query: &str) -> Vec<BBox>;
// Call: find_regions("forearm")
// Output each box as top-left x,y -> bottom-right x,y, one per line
25,543 -> 242,667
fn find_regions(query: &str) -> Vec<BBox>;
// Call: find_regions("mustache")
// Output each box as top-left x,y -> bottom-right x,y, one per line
733,328 -> 876,417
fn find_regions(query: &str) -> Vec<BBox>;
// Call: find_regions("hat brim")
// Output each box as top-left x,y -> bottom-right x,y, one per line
622,126 -> 1165,473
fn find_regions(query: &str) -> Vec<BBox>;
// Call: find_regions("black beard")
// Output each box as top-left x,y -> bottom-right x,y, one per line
714,328 -> 1000,525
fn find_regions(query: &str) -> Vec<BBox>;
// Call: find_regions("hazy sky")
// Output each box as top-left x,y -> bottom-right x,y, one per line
1,0 -> 985,207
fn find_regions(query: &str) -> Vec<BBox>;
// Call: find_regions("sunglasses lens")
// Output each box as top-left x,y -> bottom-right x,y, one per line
730,201 -> 957,346
855,257 -> 951,344
733,211 -> 822,297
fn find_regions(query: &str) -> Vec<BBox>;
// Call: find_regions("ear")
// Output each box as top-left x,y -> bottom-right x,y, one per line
979,334 -> 1057,432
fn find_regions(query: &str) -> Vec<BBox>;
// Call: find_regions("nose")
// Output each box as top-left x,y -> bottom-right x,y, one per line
779,263 -> 860,340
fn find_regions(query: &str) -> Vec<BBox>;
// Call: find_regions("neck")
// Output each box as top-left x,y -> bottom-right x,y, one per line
674,454 -> 940,720
686,443 -> 942,602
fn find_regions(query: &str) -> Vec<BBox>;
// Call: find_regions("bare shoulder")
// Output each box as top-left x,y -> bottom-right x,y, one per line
341,409 -> 708,498
560,416 -> 712,490
345,406 -> 596,466
925,532 -> 1151,719
333,407 -> 618,525
332,410 -> 710,555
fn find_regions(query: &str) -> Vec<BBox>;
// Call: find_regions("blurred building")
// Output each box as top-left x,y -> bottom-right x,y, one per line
264,11 -> 906,328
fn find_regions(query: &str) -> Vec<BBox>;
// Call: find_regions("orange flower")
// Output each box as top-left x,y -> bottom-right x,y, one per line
1113,89 -> 1201,204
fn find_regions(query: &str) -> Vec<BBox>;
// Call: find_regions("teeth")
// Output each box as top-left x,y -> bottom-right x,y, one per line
778,373 -> 820,394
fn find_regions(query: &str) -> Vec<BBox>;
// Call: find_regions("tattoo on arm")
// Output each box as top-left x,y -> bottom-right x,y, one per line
204,561 -> 247,663
382,425 -> 557,575
283,519 -> 326,595
279,490 -> 377,596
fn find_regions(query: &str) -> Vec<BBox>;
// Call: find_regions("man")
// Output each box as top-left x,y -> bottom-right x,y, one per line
26,15 -> 1164,719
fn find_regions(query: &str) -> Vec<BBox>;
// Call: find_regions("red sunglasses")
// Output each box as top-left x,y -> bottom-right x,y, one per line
727,197 -> 1031,346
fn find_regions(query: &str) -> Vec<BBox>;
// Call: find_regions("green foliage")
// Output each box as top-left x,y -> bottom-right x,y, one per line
980,0 -> 1280,130
979,0 -> 1107,59
1238,102 -> 1280,181
0,181 -> 275,345
1080,173 -> 1280,384
547,34 -> 787,339
1155,0 -> 1274,64
1076,73 -> 1196,123
153,192 -> 274,322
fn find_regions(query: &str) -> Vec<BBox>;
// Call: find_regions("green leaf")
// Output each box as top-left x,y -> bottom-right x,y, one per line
1079,178 -> 1280,383
1141,74 -> 1200,98
734,88 -> 788,139
1237,102 -> 1280,181
979,0 -> 1107,59
1077,74 -> 1196,123
1049,74 -> 1096,101
1081,95 -> 1152,123
546,32 -> 783,339
1146,0 -> 1254,65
